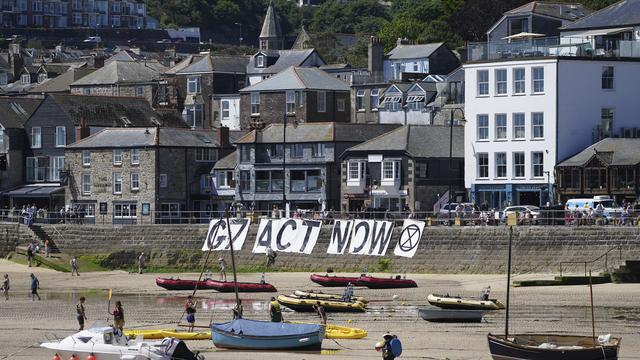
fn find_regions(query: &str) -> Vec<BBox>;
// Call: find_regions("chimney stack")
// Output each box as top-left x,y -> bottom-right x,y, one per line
368,36 -> 384,83
217,126 -> 230,148
75,118 -> 90,140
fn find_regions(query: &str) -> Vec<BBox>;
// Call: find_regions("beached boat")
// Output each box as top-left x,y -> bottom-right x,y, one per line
204,279 -> 277,293
41,324 -> 204,360
125,329 -> 211,340
310,274 -> 361,287
211,318 -> 324,350
418,308 -> 484,323
427,293 -> 505,310
487,333 -> 621,360
293,290 -> 368,303
357,275 -> 417,289
277,294 -> 366,313
289,322 -> 368,339
155,277 -> 215,291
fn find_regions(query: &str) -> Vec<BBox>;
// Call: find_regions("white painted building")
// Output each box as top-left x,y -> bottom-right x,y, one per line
464,56 -> 640,209
218,96 -> 240,130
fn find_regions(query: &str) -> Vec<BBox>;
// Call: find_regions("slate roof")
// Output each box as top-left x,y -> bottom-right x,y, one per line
506,2 -> 588,21
561,0 -> 640,30
106,49 -> 145,63
247,49 -> 319,75
68,127 -> 228,148
164,55 -> 204,75
46,94 -> 186,128
234,123 -> 400,144
177,54 -> 248,74
29,68 -> 95,93
0,96 -> 43,128
213,151 -> 237,170
70,61 -> 160,86
260,1 -> 282,39
387,43 -> 444,60
344,125 -> 464,158
557,138 -> 640,167
240,66 -> 349,92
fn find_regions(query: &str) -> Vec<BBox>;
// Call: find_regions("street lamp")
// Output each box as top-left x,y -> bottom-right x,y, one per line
544,170 -> 551,206
234,22 -> 243,46
448,108 -> 466,224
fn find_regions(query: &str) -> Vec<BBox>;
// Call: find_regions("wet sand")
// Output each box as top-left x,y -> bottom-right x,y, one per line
1,259 -> 639,359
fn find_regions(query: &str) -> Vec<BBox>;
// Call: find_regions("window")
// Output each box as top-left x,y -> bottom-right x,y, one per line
183,104 -> 203,128
187,76 -> 201,94
33,15 -> 42,25
131,173 -> 140,190
113,149 -> 123,165
370,89 -> 379,110
51,156 -> 64,181
381,160 -> 400,182
348,161 -> 366,182
532,67 -> 544,93
601,108 -> 614,136
337,98 -> 345,112
495,69 -> 507,95
317,91 -> 326,112
196,148 -> 217,162
477,115 -> 489,140
250,92 -> 260,115
240,145 -> 250,163
602,66 -> 614,90
291,144 -> 303,158
83,88 -> 91,95
31,127 -> 41,148
0,73 -> 7,85
495,153 -> 507,178
135,87 -> 144,97
256,55 -> 265,67
239,171 -> 250,191
477,70 -> 489,96
113,173 -> 122,194
38,73 -> 47,83
478,153 -> 489,178
131,149 -> 140,164
312,143 -> 324,158
111,15 -> 120,27
269,144 -> 283,158
221,100 -> 230,120
21,73 -> 30,84
415,162 -> 428,178
82,174 -> 91,195
513,68 -> 525,94
111,1 -> 120,12
114,204 -> 137,219
255,171 -> 283,192
513,113 -> 525,139
495,114 -> 507,140
82,150 -> 91,166
356,90 -> 365,111
532,152 -> 544,177
532,113 -> 544,139
286,91 -> 296,113
55,126 -> 66,147
407,94 -> 424,110
159,174 -> 167,188
291,169 -> 322,192
216,171 -> 236,188
513,152 -> 525,178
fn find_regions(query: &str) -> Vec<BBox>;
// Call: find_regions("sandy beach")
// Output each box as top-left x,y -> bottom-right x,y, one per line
1,258 -> 639,360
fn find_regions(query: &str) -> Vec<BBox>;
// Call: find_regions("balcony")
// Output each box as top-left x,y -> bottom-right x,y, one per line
26,166 -> 61,183
468,36 -> 640,62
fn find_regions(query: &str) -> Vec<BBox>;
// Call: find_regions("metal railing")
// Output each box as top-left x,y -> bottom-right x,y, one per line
559,245 -> 622,277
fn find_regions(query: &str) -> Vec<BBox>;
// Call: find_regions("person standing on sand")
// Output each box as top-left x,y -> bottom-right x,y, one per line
233,300 -> 243,319
312,302 -> 327,324
218,257 -> 227,281
26,243 -> 34,267
30,273 -> 40,301
137,252 -> 145,274
269,297 -> 282,322
110,301 -> 124,333
71,256 -> 80,276
2,274 -> 9,300
185,295 -> 197,332
44,239 -> 50,258
76,297 -> 87,330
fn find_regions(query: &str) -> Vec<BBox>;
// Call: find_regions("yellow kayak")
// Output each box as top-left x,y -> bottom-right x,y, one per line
290,322 -> 368,339
125,329 -> 211,340
293,290 -> 368,304
278,294 -> 366,313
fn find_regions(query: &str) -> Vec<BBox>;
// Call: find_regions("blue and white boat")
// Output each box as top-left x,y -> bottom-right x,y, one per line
211,318 -> 324,350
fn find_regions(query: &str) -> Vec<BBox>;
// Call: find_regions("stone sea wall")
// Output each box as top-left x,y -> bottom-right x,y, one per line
0,223 -> 27,257
28,224 -> 640,274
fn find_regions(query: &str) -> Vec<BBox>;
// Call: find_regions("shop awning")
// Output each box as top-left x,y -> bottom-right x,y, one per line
7,185 -> 64,198
570,27 -> 633,37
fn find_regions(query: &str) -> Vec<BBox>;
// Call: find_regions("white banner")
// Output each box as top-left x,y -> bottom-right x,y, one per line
327,219 -> 353,255
367,221 -> 394,256
393,219 -> 425,258
349,220 -> 373,255
201,218 -> 251,251
251,218 -> 322,254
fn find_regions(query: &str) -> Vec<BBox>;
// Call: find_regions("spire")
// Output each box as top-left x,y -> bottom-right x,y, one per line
259,1 -> 283,50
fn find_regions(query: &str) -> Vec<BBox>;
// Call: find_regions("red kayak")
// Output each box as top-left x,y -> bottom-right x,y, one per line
357,275 -> 418,289
310,274 -> 361,287
204,279 -> 277,293
155,277 -> 216,291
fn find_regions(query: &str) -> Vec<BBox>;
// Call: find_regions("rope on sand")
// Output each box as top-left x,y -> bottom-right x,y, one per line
0,342 -> 39,359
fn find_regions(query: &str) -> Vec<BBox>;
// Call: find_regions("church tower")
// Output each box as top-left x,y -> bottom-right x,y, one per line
259,1 -> 284,50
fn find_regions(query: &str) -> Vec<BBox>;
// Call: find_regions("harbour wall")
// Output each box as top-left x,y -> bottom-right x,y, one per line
0,223 -> 27,257
13,224 -> 640,274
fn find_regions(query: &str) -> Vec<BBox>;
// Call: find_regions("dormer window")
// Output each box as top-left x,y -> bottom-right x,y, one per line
257,55 -> 265,68
21,73 -> 30,84
37,73 -> 47,83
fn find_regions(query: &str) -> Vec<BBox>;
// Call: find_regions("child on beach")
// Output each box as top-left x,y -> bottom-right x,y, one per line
185,295 -> 197,332
110,301 -> 125,333
76,297 -> 87,330
2,274 -> 8,300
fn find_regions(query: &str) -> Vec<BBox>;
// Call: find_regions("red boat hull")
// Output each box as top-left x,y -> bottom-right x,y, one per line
310,274 -> 361,287
204,279 -> 277,293
155,277 -> 216,291
357,276 -> 418,289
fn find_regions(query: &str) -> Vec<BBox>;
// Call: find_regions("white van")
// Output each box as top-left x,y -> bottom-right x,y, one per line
565,196 -> 622,221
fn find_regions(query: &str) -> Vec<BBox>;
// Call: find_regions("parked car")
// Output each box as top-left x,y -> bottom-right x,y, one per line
83,36 -> 102,43
503,205 -> 540,224
437,203 -> 480,225
565,196 -> 622,223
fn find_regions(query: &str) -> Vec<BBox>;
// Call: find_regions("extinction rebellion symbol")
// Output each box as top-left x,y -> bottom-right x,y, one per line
398,224 -> 421,251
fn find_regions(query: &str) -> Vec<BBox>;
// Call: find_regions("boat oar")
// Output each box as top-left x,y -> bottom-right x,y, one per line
107,288 -> 112,323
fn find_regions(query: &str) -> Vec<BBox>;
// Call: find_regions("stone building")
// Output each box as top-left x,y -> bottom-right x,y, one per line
65,127 -> 235,224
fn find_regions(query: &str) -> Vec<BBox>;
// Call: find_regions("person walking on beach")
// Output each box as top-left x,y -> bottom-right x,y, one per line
110,301 -> 124,333
376,332 -> 401,360
30,273 -> 40,301
26,243 -> 34,267
232,300 -> 243,319
185,295 -> 197,332
312,302 -> 327,325
342,282 -> 354,302
76,297 -> 87,330
70,256 -> 80,276
44,239 -> 50,258
266,247 -> 277,268
137,252 -> 145,274
218,257 -> 227,282
269,297 -> 282,322
2,274 -> 9,300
